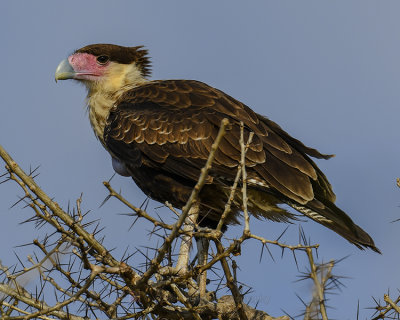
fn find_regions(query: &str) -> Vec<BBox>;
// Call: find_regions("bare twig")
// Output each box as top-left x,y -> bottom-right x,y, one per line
384,294 -> 400,314
103,181 -> 174,231
372,294 -> 400,319
305,248 -> 330,320
1,117 -> 307,320
175,202 -> 200,273
214,240 -> 248,320
240,122 -> 253,235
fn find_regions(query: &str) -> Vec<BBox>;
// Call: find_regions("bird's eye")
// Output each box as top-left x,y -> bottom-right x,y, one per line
96,55 -> 109,65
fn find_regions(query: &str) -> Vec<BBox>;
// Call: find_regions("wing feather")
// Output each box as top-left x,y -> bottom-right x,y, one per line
105,80 -> 334,205
100,79 -> 381,252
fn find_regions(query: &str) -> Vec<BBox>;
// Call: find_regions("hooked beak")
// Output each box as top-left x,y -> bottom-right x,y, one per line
55,59 -> 76,82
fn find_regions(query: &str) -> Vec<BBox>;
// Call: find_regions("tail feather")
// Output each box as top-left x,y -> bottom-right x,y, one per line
285,198 -> 381,253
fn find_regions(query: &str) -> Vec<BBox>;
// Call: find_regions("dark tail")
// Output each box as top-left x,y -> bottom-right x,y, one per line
285,198 -> 381,253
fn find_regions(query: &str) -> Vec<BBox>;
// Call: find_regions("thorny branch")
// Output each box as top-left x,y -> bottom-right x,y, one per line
303,249 -> 333,320
368,180 -> 400,319
0,118 -> 330,319
371,292 -> 400,319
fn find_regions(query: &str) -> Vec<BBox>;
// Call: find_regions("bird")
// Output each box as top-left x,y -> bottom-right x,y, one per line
55,43 -> 379,253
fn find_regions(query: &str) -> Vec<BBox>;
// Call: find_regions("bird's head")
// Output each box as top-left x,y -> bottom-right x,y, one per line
55,44 -> 151,92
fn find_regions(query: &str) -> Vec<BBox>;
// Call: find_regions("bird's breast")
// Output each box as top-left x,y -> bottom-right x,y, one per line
87,92 -> 116,144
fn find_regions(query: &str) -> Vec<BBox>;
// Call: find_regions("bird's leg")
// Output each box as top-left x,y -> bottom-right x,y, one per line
175,201 -> 200,274
196,236 -> 209,299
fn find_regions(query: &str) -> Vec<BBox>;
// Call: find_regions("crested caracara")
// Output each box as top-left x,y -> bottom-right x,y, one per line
55,44 -> 379,253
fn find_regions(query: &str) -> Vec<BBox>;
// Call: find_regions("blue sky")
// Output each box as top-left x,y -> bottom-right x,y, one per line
1,1 -> 399,318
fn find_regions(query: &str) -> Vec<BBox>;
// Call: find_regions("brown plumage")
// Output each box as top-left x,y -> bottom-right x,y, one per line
55,44 -> 380,253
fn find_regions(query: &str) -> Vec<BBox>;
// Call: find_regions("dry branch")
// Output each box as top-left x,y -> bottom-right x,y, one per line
0,118 -> 324,319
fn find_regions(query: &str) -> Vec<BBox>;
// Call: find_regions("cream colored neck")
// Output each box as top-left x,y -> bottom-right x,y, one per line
84,62 -> 148,144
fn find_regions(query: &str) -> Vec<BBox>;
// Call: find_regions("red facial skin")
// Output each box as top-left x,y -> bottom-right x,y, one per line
68,53 -> 109,81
